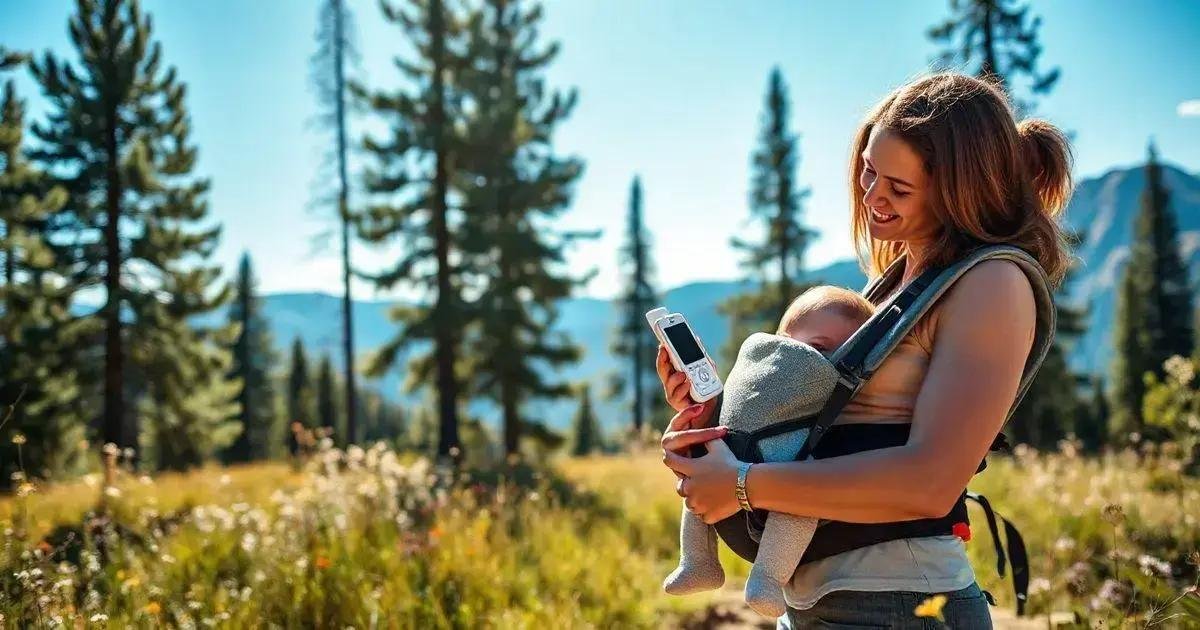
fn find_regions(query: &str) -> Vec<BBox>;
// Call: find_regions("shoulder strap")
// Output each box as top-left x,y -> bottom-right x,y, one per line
796,245 -> 1056,459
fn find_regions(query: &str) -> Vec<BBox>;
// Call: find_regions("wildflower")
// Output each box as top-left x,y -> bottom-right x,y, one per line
11,433 -> 26,445
315,555 -> 332,570
10,471 -> 24,482
1138,554 -> 1172,577
104,486 -> 121,498
16,482 -> 35,497
913,594 -> 947,621
1053,537 -> 1076,552
144,601 -> 161,615
1101,504 -> 1124,525
89,614 -> 108,623
1029,577 -> 1052,595
36,540 -> 53,554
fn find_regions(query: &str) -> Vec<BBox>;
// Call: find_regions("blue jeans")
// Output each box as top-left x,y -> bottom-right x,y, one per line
782,582 -> 993,629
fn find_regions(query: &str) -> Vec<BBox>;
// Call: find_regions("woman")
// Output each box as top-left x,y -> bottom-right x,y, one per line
656,72 -> 1072,628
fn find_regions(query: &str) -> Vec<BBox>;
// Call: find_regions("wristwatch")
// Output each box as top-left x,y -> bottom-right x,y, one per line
735,462 -> 753,512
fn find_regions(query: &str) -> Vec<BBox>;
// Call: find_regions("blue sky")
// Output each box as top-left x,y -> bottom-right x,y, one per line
3,0 -> 1199,300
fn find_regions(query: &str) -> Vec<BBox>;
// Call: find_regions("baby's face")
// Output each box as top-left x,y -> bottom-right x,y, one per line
781,307 -> 864,355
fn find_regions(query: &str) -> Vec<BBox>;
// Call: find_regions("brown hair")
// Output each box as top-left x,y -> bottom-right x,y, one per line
848,73 -> 1073,286
777,285 -> 876,336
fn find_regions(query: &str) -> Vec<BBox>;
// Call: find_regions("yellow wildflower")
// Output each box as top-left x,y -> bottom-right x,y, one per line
914,594 -> 947,622
11,433 -> 25,445
144,601 -> 161,615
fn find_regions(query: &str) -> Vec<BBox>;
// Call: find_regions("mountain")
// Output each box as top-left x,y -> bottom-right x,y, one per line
1061,162 -> 1200,376
255,258 -> 867,434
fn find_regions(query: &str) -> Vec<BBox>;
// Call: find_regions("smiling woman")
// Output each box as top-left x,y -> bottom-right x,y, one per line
657,72 -> 1074,630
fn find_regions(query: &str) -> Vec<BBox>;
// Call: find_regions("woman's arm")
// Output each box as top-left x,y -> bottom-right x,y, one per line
664,260 -> 1037,525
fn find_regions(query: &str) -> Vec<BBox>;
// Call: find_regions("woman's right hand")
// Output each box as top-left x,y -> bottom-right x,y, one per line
655,344 -> 719,414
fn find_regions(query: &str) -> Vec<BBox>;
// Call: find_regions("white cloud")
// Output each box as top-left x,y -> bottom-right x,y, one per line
1179,100 -> 1200,117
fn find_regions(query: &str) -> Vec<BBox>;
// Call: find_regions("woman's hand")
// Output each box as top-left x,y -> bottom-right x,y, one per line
663,438 -> 742,525
656,344 -> 719,414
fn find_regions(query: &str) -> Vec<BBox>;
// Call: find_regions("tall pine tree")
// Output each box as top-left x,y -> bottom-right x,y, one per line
1110,141 -> 1194,439
0,48 -> 92,487
30,0 -> 237,468
310,0 -> 360,445
454,0 -> 594,457
609,175 -> 660,434
316,353 -> 340,441
927,0 -> 1060,115
222,253 -> 280,463
354,0 -> 467,461
719,68 -> 815,367
570,383 -> 600,456
286,337 -> 316,454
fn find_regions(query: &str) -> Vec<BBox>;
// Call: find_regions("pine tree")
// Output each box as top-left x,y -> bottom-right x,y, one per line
454,0 -> 594,457
927,0 -> 1060,114
719,68 -> 815,366
222,253 -> 280,463
30,0 -> 237,467
0,49 -> 93,488
570,384 -> 600,456
1076,376 -> 1108,453
354,0 -> 467,461
286,337 -> 316,454
316,354 -> 340,440
608,176 -> 660,434
1110,141 -> 1194,439
310,0 -> 360,445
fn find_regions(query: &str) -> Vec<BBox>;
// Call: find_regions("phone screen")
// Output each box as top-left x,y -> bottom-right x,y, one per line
663,321 -> 704,365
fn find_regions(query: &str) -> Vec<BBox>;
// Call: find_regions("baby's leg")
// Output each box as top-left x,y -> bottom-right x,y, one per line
744,513 -> 817,617
663,501 -> 725,594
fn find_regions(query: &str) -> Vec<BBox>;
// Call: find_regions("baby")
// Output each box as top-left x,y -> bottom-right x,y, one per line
664,285 -> 875,617
775,285 -> 875,354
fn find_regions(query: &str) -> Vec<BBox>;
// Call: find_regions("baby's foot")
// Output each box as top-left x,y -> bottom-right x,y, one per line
663,561 -> 725,595
743,573 -> 787,618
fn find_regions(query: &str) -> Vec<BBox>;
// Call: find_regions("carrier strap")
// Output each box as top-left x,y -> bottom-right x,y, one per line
967,492 -> 1030,616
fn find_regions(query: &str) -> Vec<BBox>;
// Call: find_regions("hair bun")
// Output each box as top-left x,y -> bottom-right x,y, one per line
1017,118 -> 1074,218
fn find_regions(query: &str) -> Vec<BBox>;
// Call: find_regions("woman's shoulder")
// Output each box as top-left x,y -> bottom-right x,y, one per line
920,259 -> 1036,349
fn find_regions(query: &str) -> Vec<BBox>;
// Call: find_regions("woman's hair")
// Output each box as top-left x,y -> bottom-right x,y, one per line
848,72 -> 1073,286
777,285 -> 876,336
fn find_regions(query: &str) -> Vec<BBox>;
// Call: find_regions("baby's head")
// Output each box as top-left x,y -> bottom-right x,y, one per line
776,286 -> 875,354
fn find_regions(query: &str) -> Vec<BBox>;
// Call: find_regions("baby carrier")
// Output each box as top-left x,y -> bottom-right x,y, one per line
708,244 -> 1055,616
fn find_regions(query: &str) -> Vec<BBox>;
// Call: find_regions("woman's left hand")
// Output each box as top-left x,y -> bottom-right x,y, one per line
663,438 -> 743,525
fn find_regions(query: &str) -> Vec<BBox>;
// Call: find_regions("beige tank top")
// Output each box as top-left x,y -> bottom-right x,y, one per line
783,282 -> 976,610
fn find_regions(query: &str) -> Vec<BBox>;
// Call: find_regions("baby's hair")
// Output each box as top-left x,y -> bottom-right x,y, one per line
776,285 -> 875,336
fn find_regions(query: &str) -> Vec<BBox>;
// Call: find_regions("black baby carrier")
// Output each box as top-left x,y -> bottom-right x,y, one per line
708,244 -> 1055,617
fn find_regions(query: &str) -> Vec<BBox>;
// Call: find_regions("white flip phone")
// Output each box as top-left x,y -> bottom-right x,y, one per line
646,307 -> 722,402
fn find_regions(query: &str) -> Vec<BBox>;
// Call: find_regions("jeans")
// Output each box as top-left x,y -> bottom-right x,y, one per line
781,582 -> 993,629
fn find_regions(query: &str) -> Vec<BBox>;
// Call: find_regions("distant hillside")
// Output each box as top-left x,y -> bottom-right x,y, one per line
254,258 -> 867,434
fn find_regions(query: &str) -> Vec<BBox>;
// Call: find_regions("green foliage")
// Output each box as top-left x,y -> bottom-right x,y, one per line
29,0 -> 236,465
1143,356 -> 1200,470
609,176 -> 661,433
720,69 -> 815,367
927,0 -> 1060,115
223,254 -> 282,463
310,0 -> 362,444
286,337 -> 317,454
455,0 -> 594,456
570,384 -> 600,456
1110,142 -> 1195,440
316,354 -> 341,442
353,0 -> 468,460
0,60 -> 93,487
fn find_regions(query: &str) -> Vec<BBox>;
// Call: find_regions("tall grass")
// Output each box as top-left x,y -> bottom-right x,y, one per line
1,441 -> 1198,627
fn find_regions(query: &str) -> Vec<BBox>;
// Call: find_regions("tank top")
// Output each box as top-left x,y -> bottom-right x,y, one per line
783,279 -> 976,610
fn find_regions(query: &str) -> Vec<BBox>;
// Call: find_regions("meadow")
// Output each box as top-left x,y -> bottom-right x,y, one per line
2,440 -> 1199,628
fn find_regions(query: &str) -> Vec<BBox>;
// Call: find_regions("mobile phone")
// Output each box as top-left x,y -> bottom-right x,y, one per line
646,307 -> 722,402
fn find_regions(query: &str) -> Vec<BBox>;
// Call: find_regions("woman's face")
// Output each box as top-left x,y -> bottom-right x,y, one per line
859,127 -> 939,246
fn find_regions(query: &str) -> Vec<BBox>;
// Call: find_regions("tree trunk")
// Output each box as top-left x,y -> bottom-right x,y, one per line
333,0 -> 357,445
102,102 -> 126,453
